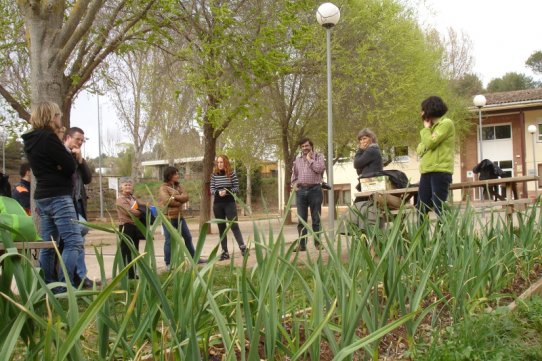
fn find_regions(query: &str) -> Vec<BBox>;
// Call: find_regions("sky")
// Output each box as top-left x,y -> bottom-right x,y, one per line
417,0 -> 542,85
71,0 -> 542,158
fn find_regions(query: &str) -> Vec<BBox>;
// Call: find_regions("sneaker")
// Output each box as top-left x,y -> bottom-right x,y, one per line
240,245 -> 248,256
219,252 -> 230,261
52,286 -> 67,294
197,257 -> 208,264
314,243 -> 324,250
81,278 -> 101,289
293,246 -> 307,252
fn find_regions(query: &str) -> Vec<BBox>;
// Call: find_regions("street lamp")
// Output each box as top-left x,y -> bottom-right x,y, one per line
316,2 -> 340,238
528,125 -> 538,190
473,94 -> 487,161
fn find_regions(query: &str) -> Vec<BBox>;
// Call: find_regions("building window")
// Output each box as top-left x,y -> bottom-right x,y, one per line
322,183 -> 351,206
482,124 -> 511,141
392,146 -> 409,163
537,124 -> 542,142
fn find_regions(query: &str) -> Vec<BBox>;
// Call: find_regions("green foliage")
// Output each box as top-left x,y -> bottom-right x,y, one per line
3,169 -> 542,358
487,72 -> 540,92
450,73 -> 485,98
330,0 -> 461,155
418,297 -> 542,361
526,50 -> 542,74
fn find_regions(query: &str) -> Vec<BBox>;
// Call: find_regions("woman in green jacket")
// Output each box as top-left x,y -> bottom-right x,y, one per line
416,96 -> 455,216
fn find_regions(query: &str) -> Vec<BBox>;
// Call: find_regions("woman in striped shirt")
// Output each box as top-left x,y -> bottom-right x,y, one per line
210,155 -> 247,260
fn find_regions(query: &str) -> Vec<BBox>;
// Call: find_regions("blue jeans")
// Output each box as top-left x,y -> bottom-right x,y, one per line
36,196 -> 84,286
163,218 -> 195,266
296,184 -> 323,247
74,200 -> 88,281
417,172 -> 452,217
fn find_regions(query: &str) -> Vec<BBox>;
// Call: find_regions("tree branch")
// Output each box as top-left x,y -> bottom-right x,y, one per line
53,0 -> 105,68
0,83 -> 30,121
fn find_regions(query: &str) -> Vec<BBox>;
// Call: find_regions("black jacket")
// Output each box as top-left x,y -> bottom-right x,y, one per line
22,128 -> 77,199
473,159 -> 505,180
354,143 -> 384,177
73,158 -> 92,218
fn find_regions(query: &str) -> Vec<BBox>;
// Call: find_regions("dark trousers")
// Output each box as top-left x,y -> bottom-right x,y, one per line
296,184 -> 323,247
163,218 -> 195,266
119,223 -> 140,279
213,201 -> 244,253
417,172 -> 452,217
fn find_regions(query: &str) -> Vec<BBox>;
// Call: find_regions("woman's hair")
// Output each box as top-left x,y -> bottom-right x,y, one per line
213,155 -> 232,177
30,101 -> 62,131
163,166 -> 179,183
421,96 -> 448,119
357,128 -> 377,143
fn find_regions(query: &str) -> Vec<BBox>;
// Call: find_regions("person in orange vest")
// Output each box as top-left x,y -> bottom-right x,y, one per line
12,162 -> 31,215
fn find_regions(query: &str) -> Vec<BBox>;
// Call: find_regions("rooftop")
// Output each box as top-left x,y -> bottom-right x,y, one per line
471,88 -> 542,111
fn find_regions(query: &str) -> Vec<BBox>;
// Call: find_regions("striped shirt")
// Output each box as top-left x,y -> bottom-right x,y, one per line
210,170 -> 239,203
291,152 -> 326,186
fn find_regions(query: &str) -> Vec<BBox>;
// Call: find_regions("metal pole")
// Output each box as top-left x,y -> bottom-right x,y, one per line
97,96 -> 104,219
478,108 -> 484,200
325,28 -> 335,239
532,133 -> 537,190
478,108 -> 484,161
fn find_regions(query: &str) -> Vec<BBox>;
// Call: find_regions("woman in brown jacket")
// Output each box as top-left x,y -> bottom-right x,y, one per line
116,177 -> 142,279
158,166 -> 197,268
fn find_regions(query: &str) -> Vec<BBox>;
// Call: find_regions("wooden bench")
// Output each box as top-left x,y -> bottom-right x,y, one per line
0,241 -> 56,265
354,175 -> 538,217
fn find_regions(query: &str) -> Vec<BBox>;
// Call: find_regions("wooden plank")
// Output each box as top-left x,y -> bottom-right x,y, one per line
452,199 -> 533,208
449,175 -> 538,189
0,241 -> 55,252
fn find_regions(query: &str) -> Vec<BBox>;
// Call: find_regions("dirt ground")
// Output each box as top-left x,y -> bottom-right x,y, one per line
82,215 -> 328,279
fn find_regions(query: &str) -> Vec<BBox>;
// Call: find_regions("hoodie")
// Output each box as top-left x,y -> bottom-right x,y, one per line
22,128 -> 77,199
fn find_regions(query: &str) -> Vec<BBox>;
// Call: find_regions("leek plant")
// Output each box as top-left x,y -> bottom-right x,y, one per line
0,199 -> 541,360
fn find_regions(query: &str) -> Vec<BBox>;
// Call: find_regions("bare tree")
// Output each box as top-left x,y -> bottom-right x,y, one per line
1,0 -> 160,126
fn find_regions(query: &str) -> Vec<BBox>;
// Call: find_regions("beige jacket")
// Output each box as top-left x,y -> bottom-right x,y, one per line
158,182 -> 189,219
116,194 -> 142,225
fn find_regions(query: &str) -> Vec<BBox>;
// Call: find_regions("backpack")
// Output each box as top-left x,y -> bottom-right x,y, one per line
378,170 -> 409,189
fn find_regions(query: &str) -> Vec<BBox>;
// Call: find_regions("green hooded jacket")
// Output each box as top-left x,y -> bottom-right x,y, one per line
416,117 -> 455,174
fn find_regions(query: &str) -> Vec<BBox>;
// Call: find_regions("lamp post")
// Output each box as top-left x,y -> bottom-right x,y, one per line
317,2 -> 340,239
473,94 -> 487,162
97,95 -> 104,219
528,124 -> 538,191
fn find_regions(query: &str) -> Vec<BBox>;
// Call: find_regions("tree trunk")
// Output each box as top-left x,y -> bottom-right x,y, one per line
199,122 -> 216,233
282,134 -> 294,225
131,148 -> 143,182
244,164 -> 252,216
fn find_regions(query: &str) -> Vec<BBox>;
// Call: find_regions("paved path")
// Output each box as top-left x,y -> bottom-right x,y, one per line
83,216 -> 314,280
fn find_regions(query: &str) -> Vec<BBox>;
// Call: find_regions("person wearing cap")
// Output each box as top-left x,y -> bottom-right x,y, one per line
116,177 -> 142,279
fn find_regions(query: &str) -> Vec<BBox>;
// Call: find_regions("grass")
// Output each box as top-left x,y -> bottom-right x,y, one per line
417,296 -> 542,360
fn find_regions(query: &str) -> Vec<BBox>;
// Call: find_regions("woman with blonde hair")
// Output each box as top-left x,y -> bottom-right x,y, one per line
210,155 -> 247,261
22,101 -> 82,292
